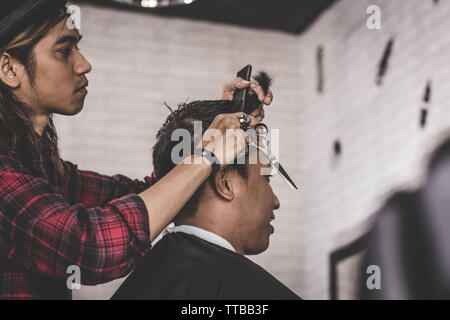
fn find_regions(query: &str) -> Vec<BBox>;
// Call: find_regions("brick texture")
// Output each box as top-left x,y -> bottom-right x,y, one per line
294,0 -> 450,299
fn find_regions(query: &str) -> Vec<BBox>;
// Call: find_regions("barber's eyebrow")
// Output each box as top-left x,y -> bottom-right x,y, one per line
54,34 -> 83,46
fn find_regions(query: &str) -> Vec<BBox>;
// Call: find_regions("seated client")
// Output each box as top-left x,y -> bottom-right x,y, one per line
112,74 -> 300,300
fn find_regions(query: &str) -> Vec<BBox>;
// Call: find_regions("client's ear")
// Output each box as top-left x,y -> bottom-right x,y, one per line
213,167 -> 235,201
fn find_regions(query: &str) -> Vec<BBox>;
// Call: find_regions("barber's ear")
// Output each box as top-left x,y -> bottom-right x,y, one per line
213,167 -> 235,201
0,53 -> 24,88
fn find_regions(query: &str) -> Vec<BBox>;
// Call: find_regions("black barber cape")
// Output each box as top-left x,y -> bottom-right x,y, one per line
112,232 -> 301,300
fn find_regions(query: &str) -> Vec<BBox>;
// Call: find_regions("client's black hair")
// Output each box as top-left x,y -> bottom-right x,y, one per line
152,71 -> 272,215
253,71 -> 273,95
243,71 -> 273,114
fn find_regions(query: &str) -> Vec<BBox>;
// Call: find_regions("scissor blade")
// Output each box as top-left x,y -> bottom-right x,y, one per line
278,163 -> 298,190
273,161 -> 298,190
249,142 -> 298,190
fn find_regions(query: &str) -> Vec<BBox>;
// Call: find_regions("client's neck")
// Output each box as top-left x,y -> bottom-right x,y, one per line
175,202 -> 244,255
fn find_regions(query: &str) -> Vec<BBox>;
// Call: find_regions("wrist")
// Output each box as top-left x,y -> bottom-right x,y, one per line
182,154 -> 212,176
193,148 -> 221,176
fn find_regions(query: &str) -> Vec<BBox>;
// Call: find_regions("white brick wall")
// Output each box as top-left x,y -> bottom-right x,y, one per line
295,0 -> 450,299
59,0 -> 450,300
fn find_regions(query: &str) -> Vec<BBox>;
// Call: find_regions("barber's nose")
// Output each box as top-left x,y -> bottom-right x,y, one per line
273,193 -> 280,210
74,51 -> 92,75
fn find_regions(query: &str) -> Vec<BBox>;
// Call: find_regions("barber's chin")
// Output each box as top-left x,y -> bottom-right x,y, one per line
60,102 -> 84,116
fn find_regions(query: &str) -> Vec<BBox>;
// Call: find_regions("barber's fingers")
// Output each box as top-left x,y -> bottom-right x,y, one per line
249,83 -> 265,104
208,112 -> 259,131
221,77 -> 274,105
221,129 -> 249,164
265,89 -> 273,105
233,77 -> 252,89
203,113 -> 257,164
201,128 -> 249,165
237,79 -> 274,105
249,84 -> 273,106
220,77 -> 251,100
250,104 -> 265,122
234,112 -> 259,129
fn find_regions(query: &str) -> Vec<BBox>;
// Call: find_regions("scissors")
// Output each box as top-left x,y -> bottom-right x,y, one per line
249,123 -> 298,190
232,65 -> 298,190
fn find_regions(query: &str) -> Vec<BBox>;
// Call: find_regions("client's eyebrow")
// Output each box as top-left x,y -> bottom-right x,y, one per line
54,34 -> 83,46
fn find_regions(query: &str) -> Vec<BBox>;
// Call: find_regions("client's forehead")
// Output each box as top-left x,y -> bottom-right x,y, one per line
247,150 -> 272,172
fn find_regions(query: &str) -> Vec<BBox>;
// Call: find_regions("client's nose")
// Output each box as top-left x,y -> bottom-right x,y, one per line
273,194 -> 280,210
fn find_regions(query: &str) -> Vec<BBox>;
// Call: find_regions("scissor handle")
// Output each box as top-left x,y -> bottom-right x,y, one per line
247,123 -> 269,146
255,123 -> 268,133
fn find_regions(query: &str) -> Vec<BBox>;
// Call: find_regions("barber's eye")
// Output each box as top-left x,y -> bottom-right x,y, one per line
59,48 -> 71,56
59,46 -> 80,57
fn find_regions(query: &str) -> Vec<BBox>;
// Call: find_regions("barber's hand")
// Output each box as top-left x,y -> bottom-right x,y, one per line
220,77 -> 274,121
200,112 -> 259,165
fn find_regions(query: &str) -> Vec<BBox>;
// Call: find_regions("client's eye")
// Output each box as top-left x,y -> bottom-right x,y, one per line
265,175 -> 273,183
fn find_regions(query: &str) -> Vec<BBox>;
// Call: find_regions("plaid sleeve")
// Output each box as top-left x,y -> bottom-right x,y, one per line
61,160 -> 156,207
0,159 -> 151,285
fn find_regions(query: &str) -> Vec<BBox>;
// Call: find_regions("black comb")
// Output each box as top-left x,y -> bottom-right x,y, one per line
233,65 -> 252,112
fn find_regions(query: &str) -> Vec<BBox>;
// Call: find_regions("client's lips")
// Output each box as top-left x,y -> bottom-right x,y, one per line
269,213 -> 275,234
75,81 -> 89,93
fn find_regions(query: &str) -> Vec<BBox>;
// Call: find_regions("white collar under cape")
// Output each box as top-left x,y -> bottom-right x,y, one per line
164,224 -> 236,253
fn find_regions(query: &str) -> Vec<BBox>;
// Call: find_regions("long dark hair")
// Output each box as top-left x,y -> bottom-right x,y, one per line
0,8 -> 68,181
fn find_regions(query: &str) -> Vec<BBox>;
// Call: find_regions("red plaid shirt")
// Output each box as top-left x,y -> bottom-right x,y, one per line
0,136 -> 156,299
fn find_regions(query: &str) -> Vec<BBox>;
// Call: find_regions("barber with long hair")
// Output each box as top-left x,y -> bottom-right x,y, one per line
0,0 -> 272,299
